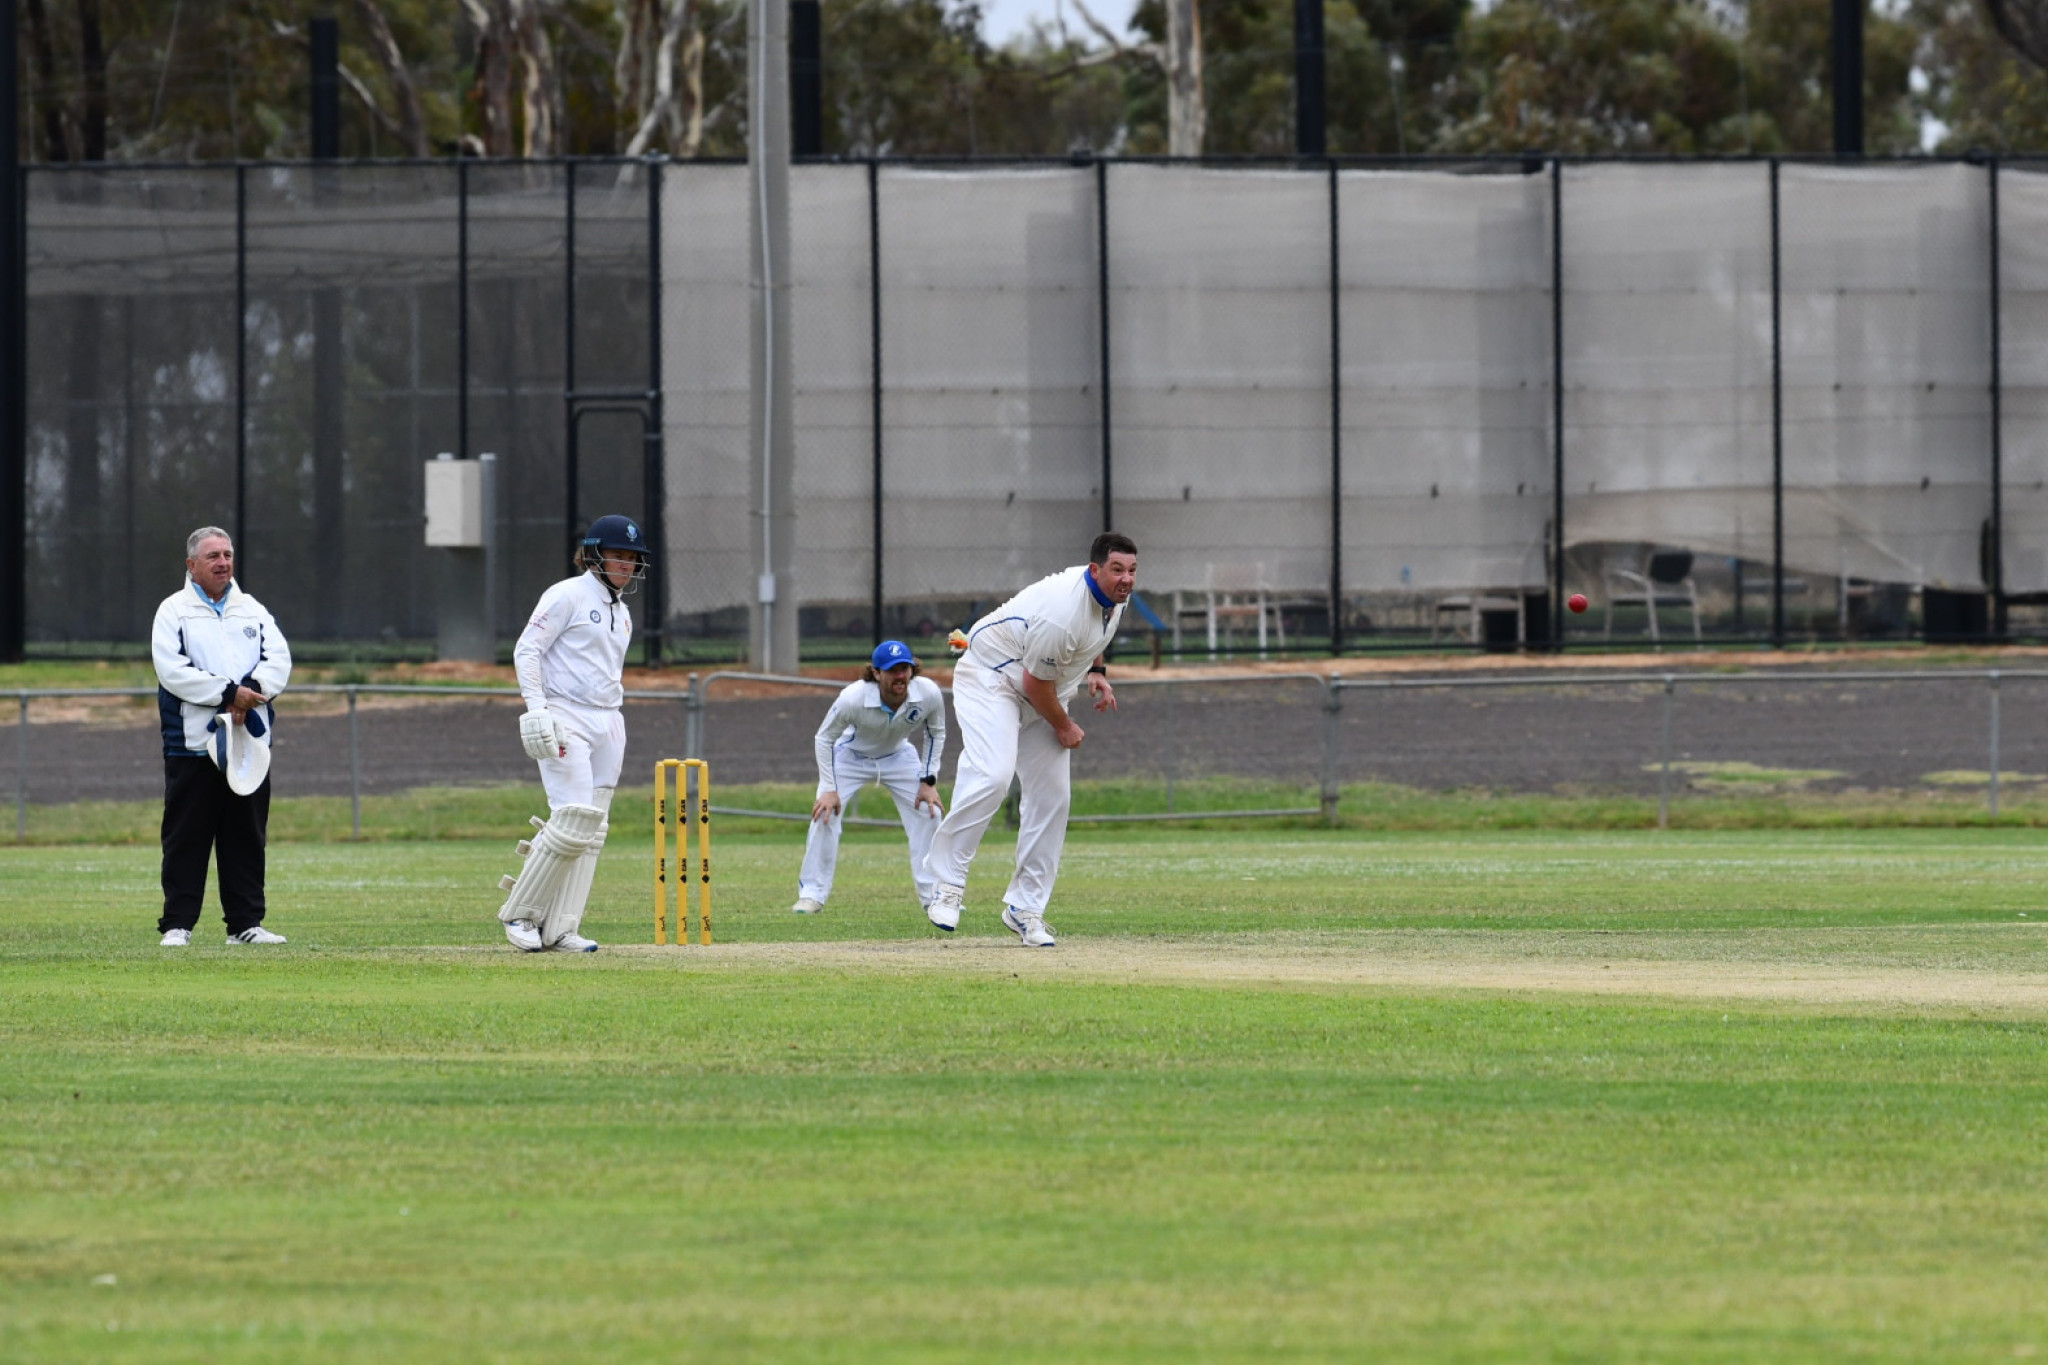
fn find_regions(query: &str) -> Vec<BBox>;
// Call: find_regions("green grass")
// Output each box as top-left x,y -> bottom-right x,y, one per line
6,829 -> 2048,1362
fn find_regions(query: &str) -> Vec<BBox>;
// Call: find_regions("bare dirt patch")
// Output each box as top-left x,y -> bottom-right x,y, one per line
607,930 -> 2048,1013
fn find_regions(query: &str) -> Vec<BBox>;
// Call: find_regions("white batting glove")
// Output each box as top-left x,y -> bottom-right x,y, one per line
519,708 -> 567,760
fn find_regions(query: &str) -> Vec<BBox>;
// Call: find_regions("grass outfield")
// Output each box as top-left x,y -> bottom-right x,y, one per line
6,828 -> 2048,1362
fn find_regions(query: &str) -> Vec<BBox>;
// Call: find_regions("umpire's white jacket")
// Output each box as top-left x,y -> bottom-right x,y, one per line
151,577 -> 292,758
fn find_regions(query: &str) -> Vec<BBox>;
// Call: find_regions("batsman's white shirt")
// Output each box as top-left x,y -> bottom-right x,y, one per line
813,676 -> 947,794
514,573 -> 631,712
513,572 -> 632,809
960,565 -> 1125,700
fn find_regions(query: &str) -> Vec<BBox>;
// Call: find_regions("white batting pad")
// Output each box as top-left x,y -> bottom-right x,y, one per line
496,803 -> 604,927
539,820 -> 608,947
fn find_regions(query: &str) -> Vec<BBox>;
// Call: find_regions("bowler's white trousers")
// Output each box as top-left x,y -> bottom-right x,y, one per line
535,697 -> 625,809
797,742 -> 939,907
922,656 -> 1073,916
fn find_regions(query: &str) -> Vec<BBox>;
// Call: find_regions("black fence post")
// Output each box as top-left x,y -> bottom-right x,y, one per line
792,0 -> 823,159
1990,156 -> 2005,638
1770,157 -> 1785,647
1097,158 -> 1113,533
0,0 -> 20,662
1295,0 -> 1325,157
1831,0 -> 1864,157
458,158 -> 469,464
565,166 -> 578,551
1549,158 -> 1565,651
234,164 -> 248,559
868,159 -> 884,646
646,157 -> 666,667
1327,159 -> 1342,655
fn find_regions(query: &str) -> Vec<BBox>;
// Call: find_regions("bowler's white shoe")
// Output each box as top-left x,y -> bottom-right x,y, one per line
504,918 -> 543,952
159,928 -> 191,947
791,897 -> 824,914
546,932 -> 600,953
1001,905 -> 1056,948
927,884 -> 964,932
227,926 -> 287,945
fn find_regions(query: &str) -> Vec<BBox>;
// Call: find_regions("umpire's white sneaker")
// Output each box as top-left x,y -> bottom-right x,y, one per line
159,928 -> 190,947
791,897 -> 824,914
1001,905 -> 1056,948
546,932 -> 600,953
227,926 -> 287,945
503,918 -> 543,952
927,883 -> 964,932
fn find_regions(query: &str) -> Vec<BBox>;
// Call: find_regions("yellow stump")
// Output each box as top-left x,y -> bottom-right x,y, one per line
654,759 -> 712,945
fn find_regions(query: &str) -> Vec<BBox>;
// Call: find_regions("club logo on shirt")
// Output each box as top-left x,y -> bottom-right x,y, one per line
589,609 -> 602,623
904,707 -> 920,723
243,626 -> 257,638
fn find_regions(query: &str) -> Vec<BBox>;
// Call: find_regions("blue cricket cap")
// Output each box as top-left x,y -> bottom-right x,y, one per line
871,640 -> 915,670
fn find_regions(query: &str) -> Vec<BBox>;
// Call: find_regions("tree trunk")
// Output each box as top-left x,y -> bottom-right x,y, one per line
1165,0 -> 1205,156
352,0 -> 431,156
465,0 -> 518,155
515,1 -> 562,156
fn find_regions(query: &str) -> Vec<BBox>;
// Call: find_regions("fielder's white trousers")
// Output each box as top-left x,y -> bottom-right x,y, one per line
536,697 -> 625,810
798,742 -> 939,907
922,657 -> 1071,916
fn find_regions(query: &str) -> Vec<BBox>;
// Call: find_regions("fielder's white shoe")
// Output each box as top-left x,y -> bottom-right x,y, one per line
159,928 -> 191,947
791,897 -> 824,914
227,926 -> 287,946
1001,905 -> 1056,948
503,918 -> 543,952
546,932 -> 600,953
927,884 -> 964,932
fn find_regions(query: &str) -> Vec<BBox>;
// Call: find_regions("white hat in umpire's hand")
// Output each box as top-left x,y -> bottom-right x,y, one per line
207,705 -> 272,797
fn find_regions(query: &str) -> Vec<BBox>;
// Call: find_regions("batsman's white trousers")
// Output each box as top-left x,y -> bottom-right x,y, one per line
535,697 -> 625,811
798,742 -> 940,907
922,657 -> 1072,916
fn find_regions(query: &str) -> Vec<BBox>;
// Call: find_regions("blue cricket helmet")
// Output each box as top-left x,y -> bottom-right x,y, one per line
581,514 -> 646,555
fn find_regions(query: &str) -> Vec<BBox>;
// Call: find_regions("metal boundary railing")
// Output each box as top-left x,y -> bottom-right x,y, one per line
10,666 -> 2044,840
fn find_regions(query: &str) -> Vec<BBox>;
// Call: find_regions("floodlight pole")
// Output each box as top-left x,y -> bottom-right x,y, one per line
749,0 -> 798,671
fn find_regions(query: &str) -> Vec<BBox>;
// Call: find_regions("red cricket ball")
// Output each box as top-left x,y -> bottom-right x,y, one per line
1567,593 -> 1589,614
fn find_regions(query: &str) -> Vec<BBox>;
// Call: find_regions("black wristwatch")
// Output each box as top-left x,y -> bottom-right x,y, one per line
1087,664 -> 1108,676
920,775 -> 938,785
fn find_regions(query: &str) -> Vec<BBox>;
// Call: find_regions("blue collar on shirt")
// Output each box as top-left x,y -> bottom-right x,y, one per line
190,579 -> 231,617
1083,568 -> 1116,610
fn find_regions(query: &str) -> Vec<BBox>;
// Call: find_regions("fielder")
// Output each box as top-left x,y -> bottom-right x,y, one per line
924,532 -> 1136,947
792,640 -> 947,915
494,514 -> 647,953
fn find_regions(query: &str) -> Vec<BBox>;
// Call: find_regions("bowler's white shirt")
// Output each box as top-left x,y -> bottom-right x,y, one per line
814,676 -> 947,793
961,566 -> 1124,700
514,573 -> 632,711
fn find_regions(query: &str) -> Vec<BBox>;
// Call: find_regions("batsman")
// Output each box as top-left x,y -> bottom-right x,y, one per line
494,514 -> 647,953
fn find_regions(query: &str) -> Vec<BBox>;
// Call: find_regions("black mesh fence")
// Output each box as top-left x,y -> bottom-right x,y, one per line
19,157 -> 2048,661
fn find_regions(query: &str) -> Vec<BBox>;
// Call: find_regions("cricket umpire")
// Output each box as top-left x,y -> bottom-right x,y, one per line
150,526 -> 292,947
924,531 -> 1136,947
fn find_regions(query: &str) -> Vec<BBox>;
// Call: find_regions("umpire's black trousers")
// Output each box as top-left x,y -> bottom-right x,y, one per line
159,756 -> 272,935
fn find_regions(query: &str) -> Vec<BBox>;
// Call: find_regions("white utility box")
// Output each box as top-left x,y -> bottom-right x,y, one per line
424,456 -> 484,547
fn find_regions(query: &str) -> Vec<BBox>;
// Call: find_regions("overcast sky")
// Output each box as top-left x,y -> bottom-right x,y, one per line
980,0 -> 1129,47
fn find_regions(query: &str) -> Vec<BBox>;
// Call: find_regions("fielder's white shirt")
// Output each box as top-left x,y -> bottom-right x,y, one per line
514,573 -> 632,711
814,676 -> 947,793
961,565 -> 1125,700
